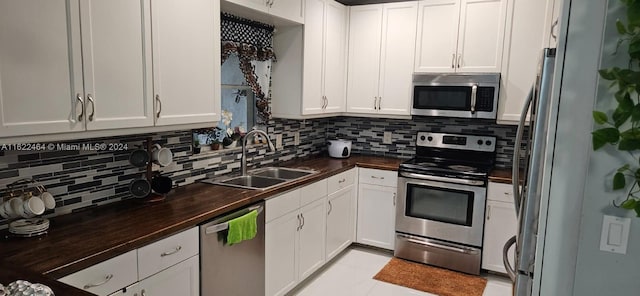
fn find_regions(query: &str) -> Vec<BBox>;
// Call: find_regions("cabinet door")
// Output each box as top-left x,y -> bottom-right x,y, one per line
298,198 -> 326,281
59,250 -> 138,296
414,0 -> 460,73
497,0 -> 550,123
456,0 -> 507,72
357,184 -> 396,250
346,5 -> 382,114
301,0 -> 325,115
482,200 -> 516,273
151,0 -> 221,126
80,0 -> 154,130
139,255 -> 199,296
265,211 -> 299,296
322,0 -> 348,113
326,186 -> 354,261
377,2 -> 417,116
0,0 -> 84,137
269,0 -> 304,24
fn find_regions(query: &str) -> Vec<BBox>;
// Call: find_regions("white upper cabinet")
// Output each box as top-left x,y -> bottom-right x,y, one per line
414,0 -> 460,73
270,0 -> 305,24
497,0 -> 555,124
414,0 -> 507,73
346,2 -> 417,116
302,0 -> 347,115
0,0 -> 84,137
80,0 -> 154,131
223,0 -> 304,24
271,0 -> 347,118
151,0 -> 221,126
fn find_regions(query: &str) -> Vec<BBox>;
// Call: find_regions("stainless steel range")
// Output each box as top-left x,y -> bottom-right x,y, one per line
395,132 -> 496,275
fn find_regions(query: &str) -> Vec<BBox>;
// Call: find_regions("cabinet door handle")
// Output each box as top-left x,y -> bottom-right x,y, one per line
83,274 -> 113,289
160,245 -> 182,257
76,94 -> 84,122
141,289 -> 147,296
328,200 -> 332,215
87,94 -> 95,121
300,213 -> 305,229
377,97 -> 382,110
551,19 -> 559,41
296,214 -> 301,231
451,53 -> 456,69
373,97 -> 377,110
487,205 -> 491,220
457,54 -> 462,68
155,94 -> 162,118
370,175 -> 384,180
393,192 -> 396,206
338,178 -> 346,184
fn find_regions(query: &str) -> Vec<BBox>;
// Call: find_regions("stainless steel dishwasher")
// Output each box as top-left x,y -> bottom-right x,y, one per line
200,201 -> 265,296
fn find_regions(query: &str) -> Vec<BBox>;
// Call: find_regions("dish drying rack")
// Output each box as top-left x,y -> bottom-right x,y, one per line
2,178 -> 52,237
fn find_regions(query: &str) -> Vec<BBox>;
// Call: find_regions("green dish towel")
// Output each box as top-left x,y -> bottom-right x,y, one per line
227,209 -> 258,245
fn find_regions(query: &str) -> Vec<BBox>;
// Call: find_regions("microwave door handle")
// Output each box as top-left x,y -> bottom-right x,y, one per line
470,84 -> 478,114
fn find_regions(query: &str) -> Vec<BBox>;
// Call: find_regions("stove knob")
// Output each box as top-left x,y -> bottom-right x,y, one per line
486,140 -> 492,146
477,139 -> 483,145
420,135 -> 426,141
427,136 -> 433,141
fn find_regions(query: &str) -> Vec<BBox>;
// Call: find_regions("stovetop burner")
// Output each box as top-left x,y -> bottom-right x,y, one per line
399,132 -> 497,181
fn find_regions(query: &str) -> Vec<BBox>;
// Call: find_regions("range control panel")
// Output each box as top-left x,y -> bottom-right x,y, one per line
416,132 -> 496,152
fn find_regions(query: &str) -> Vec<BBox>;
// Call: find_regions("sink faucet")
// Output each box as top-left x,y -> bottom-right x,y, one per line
242,129 -> 276,176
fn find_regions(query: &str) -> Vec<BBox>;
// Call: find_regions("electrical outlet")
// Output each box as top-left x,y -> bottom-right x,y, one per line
294,132 -> 300,146
383,131 -> 392,144
275,134 -> 283,149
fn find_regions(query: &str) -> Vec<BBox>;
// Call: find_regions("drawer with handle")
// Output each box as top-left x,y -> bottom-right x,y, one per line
59,250 -> 137,296
487,181 -> 516,203
327,168 -> 356,194
358,168 -> 397,187
137,227 -> 199,280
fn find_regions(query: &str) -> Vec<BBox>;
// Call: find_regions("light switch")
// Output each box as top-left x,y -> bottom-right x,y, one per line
600,215 -> 631,254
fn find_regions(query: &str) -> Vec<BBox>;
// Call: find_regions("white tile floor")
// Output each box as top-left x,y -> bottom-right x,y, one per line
289,247 -> 513,296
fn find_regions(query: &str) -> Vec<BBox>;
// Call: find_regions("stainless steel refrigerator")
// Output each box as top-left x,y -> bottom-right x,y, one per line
503,48 -> 557,296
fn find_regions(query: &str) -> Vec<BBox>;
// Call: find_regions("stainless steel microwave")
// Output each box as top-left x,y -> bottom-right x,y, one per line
411,73 -> 500,119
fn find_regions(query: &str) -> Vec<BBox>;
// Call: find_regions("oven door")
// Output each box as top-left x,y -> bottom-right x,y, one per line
396,175 -> 486,247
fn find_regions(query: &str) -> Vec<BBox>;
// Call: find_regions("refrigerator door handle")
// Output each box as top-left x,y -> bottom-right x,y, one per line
512,86 -> 534,214
503,235 -> 517,281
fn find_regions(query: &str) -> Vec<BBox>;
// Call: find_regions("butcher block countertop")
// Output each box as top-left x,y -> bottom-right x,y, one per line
0,155 -> 402,295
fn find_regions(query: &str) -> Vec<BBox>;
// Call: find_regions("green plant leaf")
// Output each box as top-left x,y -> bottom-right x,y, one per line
621,199 -> 637,209
614,172 -> 626,190
593,111 -> 609,124
621,127 -> 640,139
618,164 -> 631,172
619,138 -> 640,150
592,128 -> 620,150
616,19 -> 628,34
599,68 -> 616,80
613,106 -> 632,127
635,203 -> 640,217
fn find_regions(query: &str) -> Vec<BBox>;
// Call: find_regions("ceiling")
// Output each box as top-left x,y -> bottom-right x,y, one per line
335,0 -> 414,5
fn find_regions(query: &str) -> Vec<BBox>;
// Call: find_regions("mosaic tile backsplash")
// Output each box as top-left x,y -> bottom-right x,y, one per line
325,116 -> 518,167
0,116 -> 517,228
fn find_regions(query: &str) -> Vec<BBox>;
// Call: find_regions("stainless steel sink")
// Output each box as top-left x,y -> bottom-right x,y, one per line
250,167 -> 315,180
201,167 -> 317,190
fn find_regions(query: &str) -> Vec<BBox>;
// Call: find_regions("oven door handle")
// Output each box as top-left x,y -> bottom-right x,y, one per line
399,234 -> 480,255
399,172 -> 484,186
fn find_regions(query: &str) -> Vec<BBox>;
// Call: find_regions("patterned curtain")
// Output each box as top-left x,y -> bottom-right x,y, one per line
221,13 -> 276,122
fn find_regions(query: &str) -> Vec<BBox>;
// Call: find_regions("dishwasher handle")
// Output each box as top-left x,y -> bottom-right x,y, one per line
205,204 -> 264,235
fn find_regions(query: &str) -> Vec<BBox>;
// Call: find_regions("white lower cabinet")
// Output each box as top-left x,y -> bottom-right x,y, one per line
326,185 -> 355,261
138,255 -> 199,296
356,168 -> 397,250
265,184 -> 327,296
482,181 -> 517,273
59,227 -> 199,296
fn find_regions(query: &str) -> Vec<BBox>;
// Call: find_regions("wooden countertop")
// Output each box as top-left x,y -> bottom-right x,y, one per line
0,155 -> 402,295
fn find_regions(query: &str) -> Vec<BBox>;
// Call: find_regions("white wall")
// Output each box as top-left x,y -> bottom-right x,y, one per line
571,0 -> 640,294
